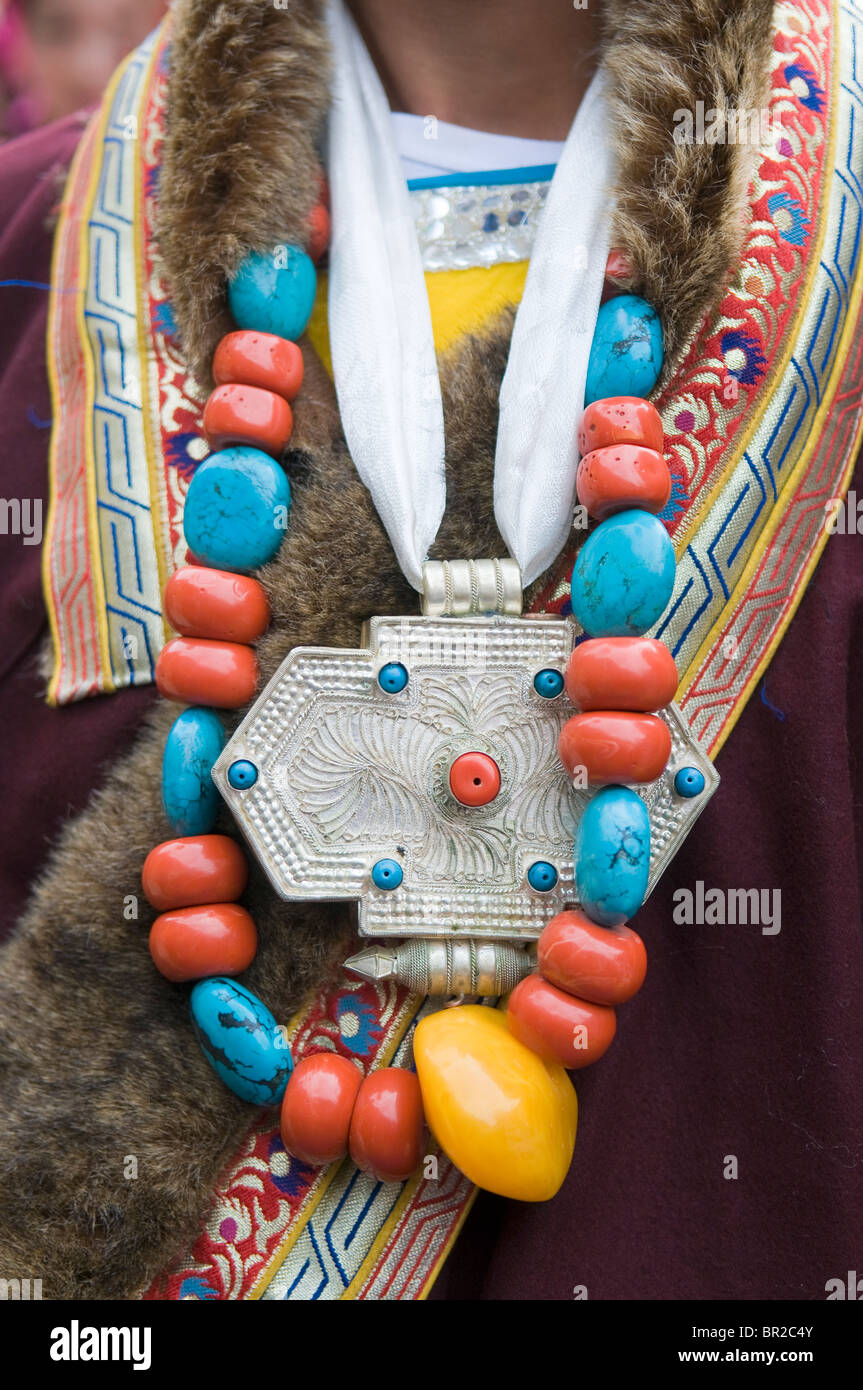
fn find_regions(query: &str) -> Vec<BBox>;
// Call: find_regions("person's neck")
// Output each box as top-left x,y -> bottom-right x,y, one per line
346,0 -> 602,140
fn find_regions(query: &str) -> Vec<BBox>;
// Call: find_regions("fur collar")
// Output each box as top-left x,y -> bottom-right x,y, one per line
159,0 -> 776,386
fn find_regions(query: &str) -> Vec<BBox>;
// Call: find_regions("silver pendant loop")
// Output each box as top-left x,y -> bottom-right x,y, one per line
421,559 -> 523,617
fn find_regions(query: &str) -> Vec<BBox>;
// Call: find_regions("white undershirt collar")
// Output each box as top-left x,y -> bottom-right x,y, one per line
390,111 -> 566,182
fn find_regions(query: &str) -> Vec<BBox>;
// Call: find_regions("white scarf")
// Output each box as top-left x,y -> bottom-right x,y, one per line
325,0 -> 613,591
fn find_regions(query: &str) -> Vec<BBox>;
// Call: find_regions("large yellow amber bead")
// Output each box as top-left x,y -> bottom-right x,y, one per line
413,1005 -> 578,1202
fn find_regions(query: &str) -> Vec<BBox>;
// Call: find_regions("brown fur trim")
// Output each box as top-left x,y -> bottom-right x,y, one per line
158,0 -> 331,387
603,0 -> 776,375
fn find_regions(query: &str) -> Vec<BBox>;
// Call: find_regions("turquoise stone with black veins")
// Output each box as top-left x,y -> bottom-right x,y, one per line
228,246 -> 317,340
575,785 -> 650,927
190,977 -> 292,1106
570,508 -> 676,637
184,445 -> 290,572
585,293 -> 663,404
162,707 -> 226,835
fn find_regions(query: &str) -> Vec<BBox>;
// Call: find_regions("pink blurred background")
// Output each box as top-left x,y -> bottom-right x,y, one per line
0,0 -> 167,139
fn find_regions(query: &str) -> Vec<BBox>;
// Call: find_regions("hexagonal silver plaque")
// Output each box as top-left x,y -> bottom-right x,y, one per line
212,614 -> 717,940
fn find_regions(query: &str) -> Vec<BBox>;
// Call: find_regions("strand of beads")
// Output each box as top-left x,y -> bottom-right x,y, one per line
383,295 -> 675,1203
506,292 -> 678,1070
281,1056 -> 425,1184
142,202 -> 328,1111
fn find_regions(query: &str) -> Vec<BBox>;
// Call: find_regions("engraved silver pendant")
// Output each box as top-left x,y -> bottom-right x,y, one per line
212,561 -> 717,955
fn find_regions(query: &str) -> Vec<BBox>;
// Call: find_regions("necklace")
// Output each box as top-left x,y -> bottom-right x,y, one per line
142,2 -> 717,1202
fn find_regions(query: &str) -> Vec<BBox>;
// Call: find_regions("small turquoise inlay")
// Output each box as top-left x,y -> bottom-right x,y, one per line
674,766 -> 705,798
533,668 -> 564,699
228,759 -> 259,790
527,861 -> 558,892
372,859 -> 403,891
378,662 -> 409,694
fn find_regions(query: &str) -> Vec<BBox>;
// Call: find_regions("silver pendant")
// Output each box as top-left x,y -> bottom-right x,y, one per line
212,561 -> 717,950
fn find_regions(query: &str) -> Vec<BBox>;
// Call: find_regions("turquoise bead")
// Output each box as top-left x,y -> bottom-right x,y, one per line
378,662 -> 409,694
674,766 -> 705,798
228,246 -> 317,340
191,977 -> 292,1106
585,294 -> 663,405
575,785 -> 650,927
533,668 -> 564,699
162,707 -> 226,835
527,861 -> 558,892
227,758 -> 258,790
571,509 -> 675,637
184,446 -> 290,573
372,858 -> 403,890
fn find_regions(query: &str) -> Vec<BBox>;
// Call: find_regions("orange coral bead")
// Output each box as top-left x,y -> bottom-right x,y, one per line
213,331 -> 304,401
507,974 -> 617,1069
307,202 -> 331,262
155,637 -> 258,708
203,382 -> 293,457
449,751 -> 501,807
142,835 -> 249,911
577,444 -> 671,520
149,903 -> 258,982
349,1068 -> 424,1182
559,710 -> 671,786
565,637 -> 678,712
538,909 -> 647,1005
577,396 -> 664,456
281,1054 -> 363,1165
164,566 -> 271,644
161,564 -> 269,644
604,248 -> 632,283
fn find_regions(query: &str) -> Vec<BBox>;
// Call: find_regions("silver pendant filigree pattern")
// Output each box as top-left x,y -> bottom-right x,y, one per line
213,615 -> 717,940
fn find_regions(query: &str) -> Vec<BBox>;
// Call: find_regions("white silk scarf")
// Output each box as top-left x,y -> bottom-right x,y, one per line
325,0 -> 613,590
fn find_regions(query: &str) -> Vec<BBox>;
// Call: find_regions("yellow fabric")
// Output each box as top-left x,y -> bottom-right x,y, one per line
305,261 -> 530,375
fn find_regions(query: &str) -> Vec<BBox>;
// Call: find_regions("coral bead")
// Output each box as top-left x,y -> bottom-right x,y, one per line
449,751 -> 501,807
603,249 -> 633,285
307,202 -> 331,262
156,637 -> 258,708
538,909 -> 647,1005
142,835 -> 249,911
414,1005 -> 577,1202
559,710 -> 671,786
281,1053 -> 363,1166
507,975 -> 617,1069
213,330 -> 304,401
348,1068 -> 424,1183
576,444 -> 671,520
577,396 -> 664,455
203,383 -> 293,458
565,637 -> 678,712
165,566 -> 271,644
149,903 -> 258,982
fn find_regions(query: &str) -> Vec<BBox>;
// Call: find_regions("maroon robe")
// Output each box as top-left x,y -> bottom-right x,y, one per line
1,117 -> 861,1302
